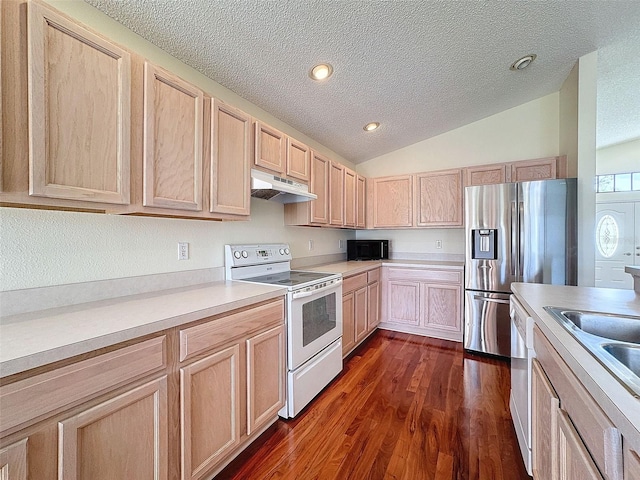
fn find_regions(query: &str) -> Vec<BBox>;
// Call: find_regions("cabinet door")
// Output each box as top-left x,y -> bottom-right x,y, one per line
143,62 -> 203,211
181,345 -> 240,480
28,1 -> 130,205
210,100 -> 251,215
342,292 -> 356,356
625,449 -> 640,480
367,281 -> 380,331
510,158 -> 557,182
254,122 -> 286,175
59,377 -> 168,480
343,168 -> 356,228
557,409 -> 604,480
465,164 -> 507,186
356,175 -> 366,228
246,325 -> 285,435
532,359 -> 559,480
329,162 -> 345,226
414,169 -> 463,226
371,175 -> 413,228
310,152 -> 330,224
421,283 -> 462,335
286,138 -> 310,182
386,280 -> 420,326
354,287 -> 368,342
0,438 -> 27,480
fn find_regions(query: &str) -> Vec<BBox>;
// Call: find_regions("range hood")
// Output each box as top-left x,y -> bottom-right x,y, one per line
251,169 -> 317,204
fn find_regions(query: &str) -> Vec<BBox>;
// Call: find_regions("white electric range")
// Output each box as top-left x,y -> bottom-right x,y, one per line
225,244 -> 343,418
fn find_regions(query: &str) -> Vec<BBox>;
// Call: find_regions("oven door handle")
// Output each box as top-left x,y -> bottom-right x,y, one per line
292,279 -> 342,299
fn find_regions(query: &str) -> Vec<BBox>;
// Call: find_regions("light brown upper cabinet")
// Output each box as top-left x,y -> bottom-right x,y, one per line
329,162 -> 345,226
254,122 -> 286,176
343,168 -> 356,228
286,138 -> 310,182
464,156 -> 568,186
356,175 -> 366,229
209,100 -> 251,216
284,151 -> 330,226
26,1 -> 131,205
465,164 -> 507,186
143,61 -> 203,211
369,175 -> 413,228
414,169 -> 463,227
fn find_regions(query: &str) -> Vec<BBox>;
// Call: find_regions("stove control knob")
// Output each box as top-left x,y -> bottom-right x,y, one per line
279,248 -> 285,255
284,248 -> 290,255
241,250 -> 248,258
233,251 -> 241,259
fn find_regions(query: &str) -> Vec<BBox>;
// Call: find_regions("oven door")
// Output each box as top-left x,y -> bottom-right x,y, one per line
288,280 -> 343,370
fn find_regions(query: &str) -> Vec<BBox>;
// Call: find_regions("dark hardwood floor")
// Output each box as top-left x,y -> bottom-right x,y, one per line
218,330 -> 530,480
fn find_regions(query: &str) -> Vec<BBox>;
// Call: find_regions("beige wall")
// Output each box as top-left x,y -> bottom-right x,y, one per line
596,138 -> 640,174
560,63 -> 579,177
356,93 -> 560,178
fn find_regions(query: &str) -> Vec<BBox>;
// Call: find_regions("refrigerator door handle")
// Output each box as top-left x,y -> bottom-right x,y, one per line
472,295 -> 510,305
519,201 -> 525,279
511,201 -> 518,277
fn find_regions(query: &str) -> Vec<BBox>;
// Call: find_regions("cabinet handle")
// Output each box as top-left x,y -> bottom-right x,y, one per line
623,252 -> 632,256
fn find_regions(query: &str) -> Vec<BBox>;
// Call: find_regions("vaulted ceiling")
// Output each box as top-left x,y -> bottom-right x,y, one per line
86,0 -> 640,163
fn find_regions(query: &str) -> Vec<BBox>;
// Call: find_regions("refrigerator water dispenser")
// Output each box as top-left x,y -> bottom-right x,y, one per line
472,229 -> 497,260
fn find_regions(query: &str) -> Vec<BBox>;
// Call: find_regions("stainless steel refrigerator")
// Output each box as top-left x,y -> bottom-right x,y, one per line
464,178 -> 577,357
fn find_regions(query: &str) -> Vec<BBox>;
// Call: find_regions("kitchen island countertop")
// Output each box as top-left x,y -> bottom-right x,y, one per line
511,282 -> 640,447
0,281 -> 286,378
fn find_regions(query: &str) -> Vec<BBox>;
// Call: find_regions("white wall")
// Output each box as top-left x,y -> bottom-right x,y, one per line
596,138 -> 640,174
356,93 -> 560,177
0,201 -> 353,291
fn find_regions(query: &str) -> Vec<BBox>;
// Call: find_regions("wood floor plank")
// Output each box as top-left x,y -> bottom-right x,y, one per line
218,331 -> 530,480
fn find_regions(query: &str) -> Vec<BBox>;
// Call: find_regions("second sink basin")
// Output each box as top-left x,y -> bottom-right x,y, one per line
603,344 -> 640,376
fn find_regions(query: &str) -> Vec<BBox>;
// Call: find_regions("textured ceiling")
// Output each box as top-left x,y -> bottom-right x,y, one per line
86,0 -> 640,163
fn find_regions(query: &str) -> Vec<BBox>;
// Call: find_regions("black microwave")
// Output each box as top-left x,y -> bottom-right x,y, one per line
347,240 -> 389,261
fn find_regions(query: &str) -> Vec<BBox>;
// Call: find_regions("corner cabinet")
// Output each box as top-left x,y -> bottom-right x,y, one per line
142,61 -> 204,211
369,175 -> 413,228
414,169 -> 463,227
380,265 -> 463,342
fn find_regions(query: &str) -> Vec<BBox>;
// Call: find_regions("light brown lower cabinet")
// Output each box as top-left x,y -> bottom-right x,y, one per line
380,266 -> 463,342
59,377 -> 168,480
531,324 -> 628,480
342,268 -> 380,357
625,449 -> 640,480
0,298 -> 286,480
0,438 -> 27,480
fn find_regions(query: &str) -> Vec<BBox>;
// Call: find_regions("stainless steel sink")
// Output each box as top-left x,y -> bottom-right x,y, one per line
560,311 -> 640,343
602,344 -> 640,376
544,307 -> 640,397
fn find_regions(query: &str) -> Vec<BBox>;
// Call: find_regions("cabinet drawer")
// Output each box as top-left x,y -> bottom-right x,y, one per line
0,336 -> 166,435
343,273 -> 367,294
384,267 -> 461,284
367,268 -> 380,284
534,327 -> 623,479
180,299 -> 284,362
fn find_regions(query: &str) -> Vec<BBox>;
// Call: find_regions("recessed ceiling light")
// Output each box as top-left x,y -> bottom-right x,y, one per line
510,54 -> 537,71
363,122 -> 380,131
309,63 -> 333,81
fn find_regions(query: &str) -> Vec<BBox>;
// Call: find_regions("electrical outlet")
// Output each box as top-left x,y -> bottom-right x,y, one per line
178,242 -> 189,260
435,240 -> 442,249
308,240 -> 314,251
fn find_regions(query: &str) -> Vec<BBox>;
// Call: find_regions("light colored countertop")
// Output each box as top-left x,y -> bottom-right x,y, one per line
304,259 -> 464,277
511,283 -> 640,446
0,281 -> 286,378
